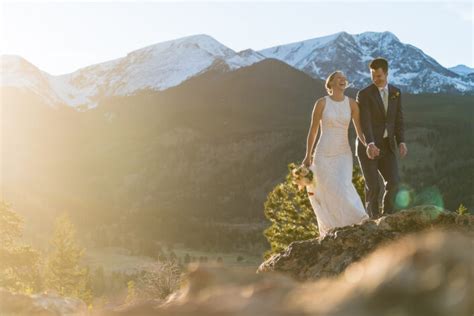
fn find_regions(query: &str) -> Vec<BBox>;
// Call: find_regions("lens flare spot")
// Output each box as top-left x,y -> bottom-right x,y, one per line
415,186 -> 444,210
396,189 -> 411,209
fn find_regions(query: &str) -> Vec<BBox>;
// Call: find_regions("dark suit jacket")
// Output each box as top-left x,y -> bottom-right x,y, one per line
355,83 -> 405,157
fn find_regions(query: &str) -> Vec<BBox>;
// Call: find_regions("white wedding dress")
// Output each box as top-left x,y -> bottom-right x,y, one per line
307,95 -> 369,238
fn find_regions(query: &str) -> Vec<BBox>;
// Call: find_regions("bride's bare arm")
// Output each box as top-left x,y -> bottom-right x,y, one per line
349,98 -> 367,146
304,98 -> 325,162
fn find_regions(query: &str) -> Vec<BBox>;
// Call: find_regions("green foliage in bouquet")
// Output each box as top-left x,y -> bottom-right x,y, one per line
352,164 -> 365,203
293,164 -> 314,181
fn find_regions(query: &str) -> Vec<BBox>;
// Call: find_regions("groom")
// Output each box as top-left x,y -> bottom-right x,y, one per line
355,57 -> 408,219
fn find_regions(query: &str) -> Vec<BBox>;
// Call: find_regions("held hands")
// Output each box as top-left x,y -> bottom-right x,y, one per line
399,143 -> 408,159
366,143 -> 380,160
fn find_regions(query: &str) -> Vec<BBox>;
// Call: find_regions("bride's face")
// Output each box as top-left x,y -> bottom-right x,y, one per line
331,72 -> 348,91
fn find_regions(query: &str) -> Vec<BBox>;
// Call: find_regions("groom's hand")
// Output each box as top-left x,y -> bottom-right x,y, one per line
399,142 -> 408,159
366,143 -> 380,160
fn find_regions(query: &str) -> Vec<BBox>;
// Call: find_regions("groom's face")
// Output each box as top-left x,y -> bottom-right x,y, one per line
370,68 -> 388,88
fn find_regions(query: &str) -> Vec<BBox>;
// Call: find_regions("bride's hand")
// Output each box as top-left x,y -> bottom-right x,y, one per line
302,156 -> 312,167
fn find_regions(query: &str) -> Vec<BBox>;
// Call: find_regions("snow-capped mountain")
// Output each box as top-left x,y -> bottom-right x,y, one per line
0,55 -> 66,107
1,34 -> 265,109
258,31 -> 474,94
449,64 -> 474,76
2,32 -> 473,111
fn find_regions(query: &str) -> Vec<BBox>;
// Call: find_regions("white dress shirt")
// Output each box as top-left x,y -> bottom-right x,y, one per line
379,83 -> 389,138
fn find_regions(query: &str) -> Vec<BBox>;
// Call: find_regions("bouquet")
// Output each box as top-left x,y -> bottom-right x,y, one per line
291,164 -> 316,195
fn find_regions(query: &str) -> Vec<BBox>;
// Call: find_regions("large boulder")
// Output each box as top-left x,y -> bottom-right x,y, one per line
282,229 -> 473,316
257,206 -> 473,281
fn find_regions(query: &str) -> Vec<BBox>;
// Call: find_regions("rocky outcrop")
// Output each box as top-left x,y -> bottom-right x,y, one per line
285,229 -> 473,316
97,228 -> 473,316
257,206 -> 473,281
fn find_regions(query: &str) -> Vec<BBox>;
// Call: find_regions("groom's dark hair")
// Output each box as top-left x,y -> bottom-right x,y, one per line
369,57 -> 389,73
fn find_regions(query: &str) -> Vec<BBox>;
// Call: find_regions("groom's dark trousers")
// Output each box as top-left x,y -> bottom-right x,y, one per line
355,83 -> 405,218
356,138 -> 399,218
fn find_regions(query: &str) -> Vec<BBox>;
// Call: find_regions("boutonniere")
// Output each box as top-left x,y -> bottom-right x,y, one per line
390,91 -> 400,100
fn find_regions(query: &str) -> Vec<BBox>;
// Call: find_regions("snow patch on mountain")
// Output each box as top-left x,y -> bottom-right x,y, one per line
1,34 -> 264,110
258,31 -> 473,94
449,64 -> 474,76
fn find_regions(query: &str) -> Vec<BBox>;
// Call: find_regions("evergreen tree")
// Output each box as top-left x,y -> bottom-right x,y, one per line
0,201 -> 41,292
262,163 -> 319,260
45,213 -> 92,304
0,201 -> 22,246
184,253 -> 191,264
126,280 -> 136,303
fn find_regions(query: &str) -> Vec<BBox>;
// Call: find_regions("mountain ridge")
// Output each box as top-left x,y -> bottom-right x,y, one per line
1,31 -> 472,111
258,31 -> 472,95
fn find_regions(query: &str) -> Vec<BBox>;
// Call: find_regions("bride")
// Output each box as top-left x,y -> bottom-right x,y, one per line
302,71 -> 369,238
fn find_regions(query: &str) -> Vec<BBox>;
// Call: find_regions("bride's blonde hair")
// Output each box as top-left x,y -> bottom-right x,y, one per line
325,71 -> 349,94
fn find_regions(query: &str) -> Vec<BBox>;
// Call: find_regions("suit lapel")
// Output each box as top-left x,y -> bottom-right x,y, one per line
371,84 -> 386,117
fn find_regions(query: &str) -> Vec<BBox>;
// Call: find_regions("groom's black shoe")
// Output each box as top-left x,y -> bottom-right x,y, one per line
367,211 -> 381,219
373,213 -> 383,220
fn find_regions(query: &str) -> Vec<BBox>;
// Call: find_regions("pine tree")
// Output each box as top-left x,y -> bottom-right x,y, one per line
262,163 -> 319,260
0,201 -> 41,292
126,280 -> 136,303
45,213 -> 92,304
0,201 -> 22,246
184,253 -> 191,264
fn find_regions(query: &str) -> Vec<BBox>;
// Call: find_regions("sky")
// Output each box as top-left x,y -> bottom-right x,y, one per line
0,0 -> 472,75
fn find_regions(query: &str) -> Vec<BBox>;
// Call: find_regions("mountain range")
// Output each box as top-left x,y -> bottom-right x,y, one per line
260,31 -> 473,95
1,31 -> 473,110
